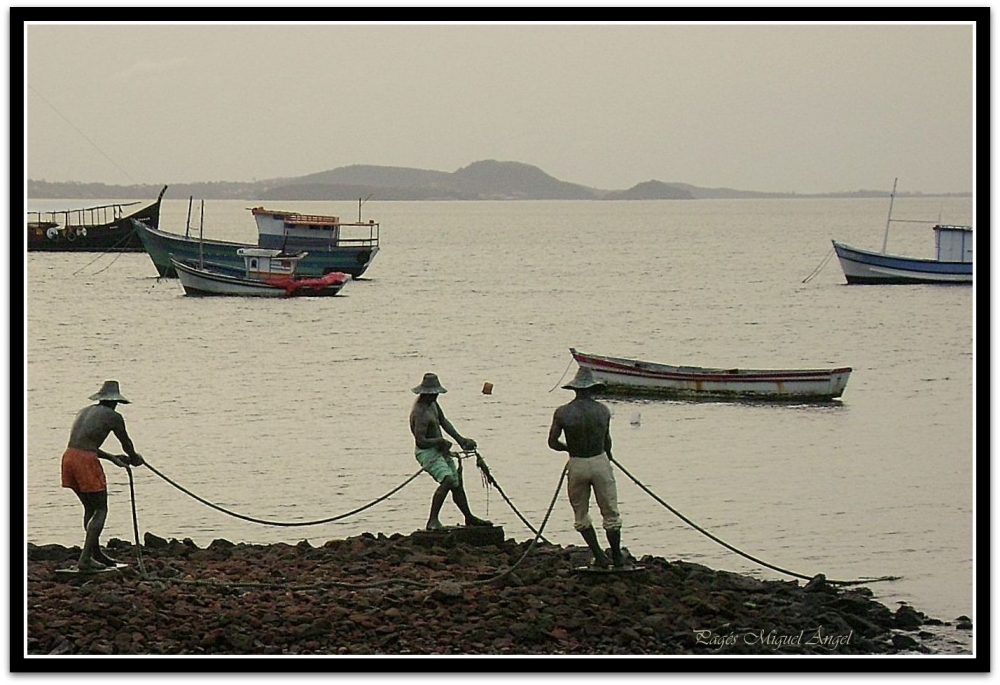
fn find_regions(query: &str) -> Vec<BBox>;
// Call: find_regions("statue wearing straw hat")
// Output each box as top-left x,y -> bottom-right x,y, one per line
410,373 -> 492,531
548,367 -> 625,568
61,380 -> 144,571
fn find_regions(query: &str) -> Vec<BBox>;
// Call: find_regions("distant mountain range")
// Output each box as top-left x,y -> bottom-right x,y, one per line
26,160 -> 969,201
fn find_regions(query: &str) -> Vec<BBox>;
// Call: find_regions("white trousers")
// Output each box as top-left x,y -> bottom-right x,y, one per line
566,453 -> 622,531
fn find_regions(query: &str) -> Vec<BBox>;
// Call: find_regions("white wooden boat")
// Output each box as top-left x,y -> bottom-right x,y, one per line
570,349 -> 852,402
172,248 -> 350,298
831,178 -> 972,285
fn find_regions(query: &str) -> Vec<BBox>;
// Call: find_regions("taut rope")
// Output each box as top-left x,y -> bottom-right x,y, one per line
610,456 -> 900,586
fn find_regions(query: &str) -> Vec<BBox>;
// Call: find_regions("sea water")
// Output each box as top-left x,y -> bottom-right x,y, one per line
23,196 -> 976,638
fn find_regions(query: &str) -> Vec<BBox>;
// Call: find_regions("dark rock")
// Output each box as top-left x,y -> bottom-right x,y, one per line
143,532 -> 169,549
25,532 -> 964,656
430,581 -> 465,602
803,573 -> 829,593
893,604 -> 925,630
891,633 -> 921,651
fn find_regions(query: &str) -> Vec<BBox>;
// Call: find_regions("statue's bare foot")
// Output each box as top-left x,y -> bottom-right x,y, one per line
465,516 -> 492,527
77,558 -> 108,572
425,520 -> 446,531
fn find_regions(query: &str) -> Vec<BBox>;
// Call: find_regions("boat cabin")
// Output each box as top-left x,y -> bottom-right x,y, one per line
236,247 -> 307,280
250,206 -> 379,252
934,225 -> 973,263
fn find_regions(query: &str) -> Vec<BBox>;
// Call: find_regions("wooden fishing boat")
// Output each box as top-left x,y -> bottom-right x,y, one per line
27,186 -> 167,252
171,248 -> 350,298
134,204 -> 379,279
831,178 -> 972,285
569,348 -> 852,402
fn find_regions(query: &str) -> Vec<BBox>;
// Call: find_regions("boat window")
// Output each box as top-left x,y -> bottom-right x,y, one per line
250,258 -> 258,269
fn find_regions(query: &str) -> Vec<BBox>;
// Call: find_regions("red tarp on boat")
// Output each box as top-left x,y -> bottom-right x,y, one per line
263,271 -> 349,297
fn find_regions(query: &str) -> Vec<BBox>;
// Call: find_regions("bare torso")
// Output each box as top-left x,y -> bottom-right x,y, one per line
410,397 -> 446,449
67,404 -> 135,456
548,396 -> 612,458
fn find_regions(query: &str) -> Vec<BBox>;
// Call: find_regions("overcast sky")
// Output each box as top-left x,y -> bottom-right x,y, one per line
24,21 -> 977,195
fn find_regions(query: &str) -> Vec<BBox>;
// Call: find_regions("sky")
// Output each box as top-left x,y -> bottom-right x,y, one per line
22,20 -> 978,195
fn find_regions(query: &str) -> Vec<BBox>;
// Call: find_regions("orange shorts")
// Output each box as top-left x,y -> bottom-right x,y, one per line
61,448 -> 107,493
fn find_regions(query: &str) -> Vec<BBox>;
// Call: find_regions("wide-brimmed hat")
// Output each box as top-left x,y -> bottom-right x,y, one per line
562,367 -> 606,391
89,380 -> 131,404
412,372 -> 447,395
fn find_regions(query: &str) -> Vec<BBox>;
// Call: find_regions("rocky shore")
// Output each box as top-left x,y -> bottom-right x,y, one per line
25,529 -> 973,657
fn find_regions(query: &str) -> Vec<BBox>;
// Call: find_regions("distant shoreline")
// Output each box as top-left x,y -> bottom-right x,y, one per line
26,160 -> 972,202
26,184 -> 972,203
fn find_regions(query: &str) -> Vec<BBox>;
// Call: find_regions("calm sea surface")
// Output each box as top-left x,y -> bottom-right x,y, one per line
24,197 -> 976,637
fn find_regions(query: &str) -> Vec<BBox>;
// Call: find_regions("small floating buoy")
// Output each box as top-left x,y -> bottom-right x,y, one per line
482,382 -> 493,395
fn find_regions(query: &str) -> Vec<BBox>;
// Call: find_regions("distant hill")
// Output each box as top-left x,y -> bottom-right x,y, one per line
604,180 -> 696,200
27,160 -> 971,201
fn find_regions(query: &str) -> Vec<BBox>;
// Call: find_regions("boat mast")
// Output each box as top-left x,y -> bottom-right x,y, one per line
358,193 -> 372,222
198,200 -> 205,269
881,177 -> 897,254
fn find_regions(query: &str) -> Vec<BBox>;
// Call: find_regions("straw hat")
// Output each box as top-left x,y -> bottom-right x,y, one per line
562,367 -> 606,391
89,380 -> 131,404
412,372 -> 447,395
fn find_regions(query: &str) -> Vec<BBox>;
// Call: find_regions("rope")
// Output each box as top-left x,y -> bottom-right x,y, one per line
171,465 -> 568,592
549,356 -> 575,392
123,456 -> 566,592
143,460 -> 425,527
126,465 -> 148,577
71,226 -> 139,276
801,247 -> 835,283
458,464 -> 567,587
609,456 -> 900,586
469,450 -> 550,544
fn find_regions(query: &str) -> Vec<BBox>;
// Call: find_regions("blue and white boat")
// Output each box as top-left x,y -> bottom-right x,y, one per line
831,179 -> 973,285
831,228 -> 972,285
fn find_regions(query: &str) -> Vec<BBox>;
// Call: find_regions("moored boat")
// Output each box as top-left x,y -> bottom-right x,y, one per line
569,348 -> 852,402
172,248 -> 350,298
134,205 -> 379,279
831,227 -> 972,284
27,186 -> 167,252
831,178 -> 972,285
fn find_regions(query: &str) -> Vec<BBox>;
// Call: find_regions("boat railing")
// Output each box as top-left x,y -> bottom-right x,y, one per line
333,222 -> 380,247
27,201 -> 139,228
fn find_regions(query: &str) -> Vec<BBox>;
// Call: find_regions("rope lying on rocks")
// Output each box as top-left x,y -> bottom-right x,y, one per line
609,456 -> 900,586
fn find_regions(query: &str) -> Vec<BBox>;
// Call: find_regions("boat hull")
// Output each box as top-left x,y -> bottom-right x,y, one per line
831,240 -> 972,285
134,219 -> 379,279
27,187 -> 167,252
570,349 -> 852,402
172,259 -> 347,298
